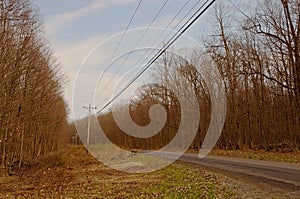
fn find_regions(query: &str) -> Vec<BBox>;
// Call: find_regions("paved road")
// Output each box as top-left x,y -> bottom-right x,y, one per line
143,151 -> 300,190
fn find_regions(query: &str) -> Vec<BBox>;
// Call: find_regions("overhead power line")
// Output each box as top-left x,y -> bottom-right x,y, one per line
96,0 -> 216,115
111,0 -> 202,95
109,0 -> 143,64
96,0 -> 204,109
95,0 -> 170,108
85,0 -> 143,105
129,0 -> 202,82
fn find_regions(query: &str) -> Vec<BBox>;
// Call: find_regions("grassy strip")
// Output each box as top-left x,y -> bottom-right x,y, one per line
207,149 -> 300,163
0,146 -> 237,199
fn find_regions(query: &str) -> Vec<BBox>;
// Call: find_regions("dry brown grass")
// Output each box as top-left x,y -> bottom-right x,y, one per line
208,149 -> 300,163
0,146 -> 238,198
1,146 -> 299,198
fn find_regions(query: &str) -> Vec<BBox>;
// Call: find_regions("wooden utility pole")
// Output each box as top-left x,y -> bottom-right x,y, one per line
83,105 -> 97,146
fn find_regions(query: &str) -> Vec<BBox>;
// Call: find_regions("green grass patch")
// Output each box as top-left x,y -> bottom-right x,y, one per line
1,146 -> 238,199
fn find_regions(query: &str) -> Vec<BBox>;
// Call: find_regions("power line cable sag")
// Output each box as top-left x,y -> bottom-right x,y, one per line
96,0 -> 215,115
99,0 -> 209,108
109,0 -> 143,64
97,0 -> 213,114
96,0 -> 169,107
124,0 -> 203,86
117,0 -> 213,100
85,0 -> 143,105
96,0 -> 203,108
113,0 -> 202,93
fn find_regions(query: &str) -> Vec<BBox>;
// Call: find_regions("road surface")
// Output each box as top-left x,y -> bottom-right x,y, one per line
142,151 -> 300,191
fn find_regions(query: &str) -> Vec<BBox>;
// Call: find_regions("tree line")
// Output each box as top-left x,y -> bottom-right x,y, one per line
0,0 -> 68,174
71,0 -> 299,152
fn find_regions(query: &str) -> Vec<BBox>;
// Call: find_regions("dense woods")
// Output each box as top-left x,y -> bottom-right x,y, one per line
207,0 -> 300,150
0,0 -> 68,174
74,0 -> 300,152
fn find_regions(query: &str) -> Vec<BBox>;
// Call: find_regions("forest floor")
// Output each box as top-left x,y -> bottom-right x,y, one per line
0,146 -> 299,199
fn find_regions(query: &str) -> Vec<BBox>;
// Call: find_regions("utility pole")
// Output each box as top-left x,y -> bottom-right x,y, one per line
83,104 -> 97,146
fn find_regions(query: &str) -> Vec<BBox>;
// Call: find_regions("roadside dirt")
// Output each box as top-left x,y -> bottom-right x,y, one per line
0,146 -> 299,198
184,162 -> 300,199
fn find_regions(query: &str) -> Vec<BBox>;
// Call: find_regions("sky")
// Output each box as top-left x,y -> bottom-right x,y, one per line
33,0 -> 253,120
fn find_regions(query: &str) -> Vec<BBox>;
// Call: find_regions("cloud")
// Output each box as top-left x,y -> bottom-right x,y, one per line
44,0 -> 192,118
46,0 -> 135,34
52,34 -> 126,118
51,35 -> 106,114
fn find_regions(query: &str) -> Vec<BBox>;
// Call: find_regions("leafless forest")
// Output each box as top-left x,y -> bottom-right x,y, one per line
0,0 -> 68,174
78,0 -> 300,152
1,0 -> 299,176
